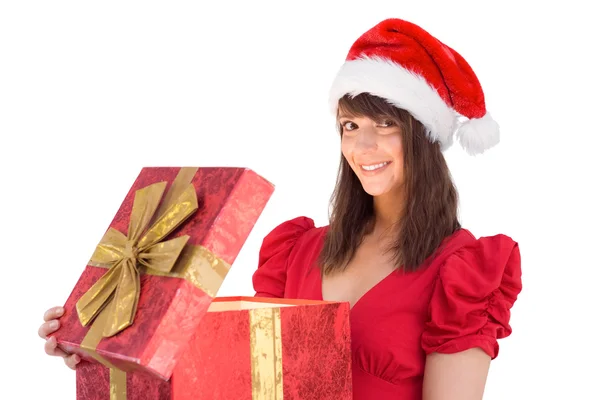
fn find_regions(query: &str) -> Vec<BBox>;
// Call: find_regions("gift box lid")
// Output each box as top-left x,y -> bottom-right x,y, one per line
54,166 -> 275,380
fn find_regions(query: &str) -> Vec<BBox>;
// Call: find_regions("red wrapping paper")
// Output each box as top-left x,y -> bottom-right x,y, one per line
52,167 -> 274,387
77,297 -> 353,400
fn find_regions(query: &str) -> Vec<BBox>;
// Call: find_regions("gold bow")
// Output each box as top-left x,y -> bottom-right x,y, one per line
76,180 -> 198,337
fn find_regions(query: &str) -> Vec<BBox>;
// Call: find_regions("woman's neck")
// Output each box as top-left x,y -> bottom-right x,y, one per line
372,190 -> 405,238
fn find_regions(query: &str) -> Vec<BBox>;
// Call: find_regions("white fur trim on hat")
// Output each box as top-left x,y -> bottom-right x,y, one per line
456,112 -> 500,155
329,56 -> 458,151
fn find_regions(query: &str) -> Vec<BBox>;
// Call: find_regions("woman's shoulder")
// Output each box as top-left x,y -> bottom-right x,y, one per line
252,216 -> 327,298
452,227 -> 519,265
421,227 -> 522,359
433,227 -> 522,295
259,216 -> 327,253
435,227 -> 520,262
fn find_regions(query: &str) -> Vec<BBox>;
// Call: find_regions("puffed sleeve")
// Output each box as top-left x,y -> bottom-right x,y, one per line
421,234 -> 522,359
252,216 -> 315,298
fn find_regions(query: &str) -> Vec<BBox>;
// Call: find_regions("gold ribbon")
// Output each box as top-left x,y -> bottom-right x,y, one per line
110,369 -> 127,400
76,175 -> 199,337
75,167 -> 232,399
249,307 -> 284,400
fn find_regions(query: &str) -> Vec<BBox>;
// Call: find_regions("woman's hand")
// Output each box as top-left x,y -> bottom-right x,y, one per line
38,306 -> 81,370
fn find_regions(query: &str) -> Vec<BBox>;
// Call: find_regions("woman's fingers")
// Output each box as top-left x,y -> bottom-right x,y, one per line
39,306 -> 64,338
40,307 -> 81,369
43,306 -> 64,322
38,319 -> 60,339
44,336 -> 68,357
63,354 -> 81,370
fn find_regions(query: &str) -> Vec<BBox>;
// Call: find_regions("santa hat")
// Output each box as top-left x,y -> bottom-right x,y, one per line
329,18 -> 499,155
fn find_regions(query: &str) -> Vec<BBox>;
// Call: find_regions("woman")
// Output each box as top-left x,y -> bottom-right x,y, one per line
39,18 -> 522,399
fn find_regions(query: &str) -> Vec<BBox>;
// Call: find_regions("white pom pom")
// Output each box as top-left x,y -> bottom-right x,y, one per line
456,112 -> 500,155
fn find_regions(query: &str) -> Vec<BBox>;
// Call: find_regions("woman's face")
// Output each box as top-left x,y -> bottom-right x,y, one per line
339,113 -> 405,197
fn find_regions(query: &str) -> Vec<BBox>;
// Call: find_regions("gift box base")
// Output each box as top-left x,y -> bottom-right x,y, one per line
75,297 -> 352,400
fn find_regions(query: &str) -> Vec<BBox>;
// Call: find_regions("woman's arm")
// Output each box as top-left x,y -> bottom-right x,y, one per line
423,348 -> 491,400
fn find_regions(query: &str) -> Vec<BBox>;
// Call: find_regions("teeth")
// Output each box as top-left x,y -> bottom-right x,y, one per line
361,162 -> 389,171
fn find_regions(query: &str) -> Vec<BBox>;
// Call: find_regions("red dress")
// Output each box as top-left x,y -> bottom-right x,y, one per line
252,217 -> 522,400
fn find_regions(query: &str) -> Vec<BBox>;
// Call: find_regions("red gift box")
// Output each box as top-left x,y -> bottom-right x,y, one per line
52,167 -> 274,394
77,296 -> 353,400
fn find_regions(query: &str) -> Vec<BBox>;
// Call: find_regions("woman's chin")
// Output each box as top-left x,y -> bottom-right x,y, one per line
361,185 -> 390,197
359,180 -> 404,198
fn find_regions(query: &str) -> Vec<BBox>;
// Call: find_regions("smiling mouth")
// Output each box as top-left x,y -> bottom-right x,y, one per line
360,161 -> 391,171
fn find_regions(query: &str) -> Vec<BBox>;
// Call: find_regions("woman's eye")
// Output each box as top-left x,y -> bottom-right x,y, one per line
379,119 -> 395,127
342,121 -> 357,131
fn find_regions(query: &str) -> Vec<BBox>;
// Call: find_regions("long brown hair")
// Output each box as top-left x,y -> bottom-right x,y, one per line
318,93 -> 461,274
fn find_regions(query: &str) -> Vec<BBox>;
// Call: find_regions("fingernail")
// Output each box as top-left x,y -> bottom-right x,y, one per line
57,307 -> 64,315
74,355 -> 80,363
50,320 -> 59,329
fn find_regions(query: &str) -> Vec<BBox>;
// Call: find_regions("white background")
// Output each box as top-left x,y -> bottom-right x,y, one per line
2,1 -> 599,399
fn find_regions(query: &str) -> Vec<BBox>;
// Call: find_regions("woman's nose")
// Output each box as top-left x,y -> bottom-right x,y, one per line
355,127 -> 378,152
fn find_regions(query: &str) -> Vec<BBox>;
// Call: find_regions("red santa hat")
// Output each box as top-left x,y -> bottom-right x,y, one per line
329,18 -> 499,155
